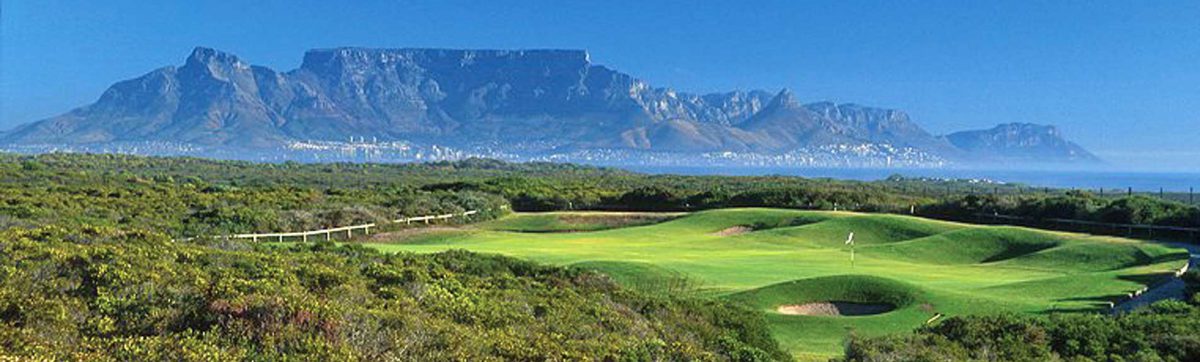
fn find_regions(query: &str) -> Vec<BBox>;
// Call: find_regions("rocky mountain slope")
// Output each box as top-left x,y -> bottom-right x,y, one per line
0,47 -> 1099,166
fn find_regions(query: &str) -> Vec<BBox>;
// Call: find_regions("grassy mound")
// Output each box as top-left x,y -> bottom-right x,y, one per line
661,208 -> 834,234
724,275 -> 938,361
765,214 -> 966,247
863,227 -> 1066,264
480,212 -> 680,232
725,275 -> 922,313
996,238 -> 1189,272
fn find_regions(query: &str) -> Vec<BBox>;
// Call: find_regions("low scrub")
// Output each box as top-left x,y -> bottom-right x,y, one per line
0,226 -> 790,361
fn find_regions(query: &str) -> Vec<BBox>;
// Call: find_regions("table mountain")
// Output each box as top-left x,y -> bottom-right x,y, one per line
0,47 -> 1099,166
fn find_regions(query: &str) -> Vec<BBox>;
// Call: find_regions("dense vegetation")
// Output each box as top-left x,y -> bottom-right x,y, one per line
843,273 -> 1200,362
4,154 -> 1196,237
0,153 -> 939,238
924,191 -> 1200,231
9,153 -> 1192,237
1,154 -> 512,236
0,226 -> 788,361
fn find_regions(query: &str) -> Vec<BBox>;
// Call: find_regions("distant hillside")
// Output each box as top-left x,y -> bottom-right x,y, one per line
0,47 -> 1099,167
944,123 -> 1100,163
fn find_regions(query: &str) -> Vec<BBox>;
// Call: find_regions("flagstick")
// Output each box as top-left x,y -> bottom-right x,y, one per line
846,231 -> 855,269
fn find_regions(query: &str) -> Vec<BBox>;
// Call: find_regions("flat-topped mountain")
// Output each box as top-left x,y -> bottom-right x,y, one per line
944,123 -> 1099,163
0,47 -> 1099,166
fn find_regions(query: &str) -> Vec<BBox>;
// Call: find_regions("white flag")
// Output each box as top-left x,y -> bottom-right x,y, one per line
845,232 -> 855,245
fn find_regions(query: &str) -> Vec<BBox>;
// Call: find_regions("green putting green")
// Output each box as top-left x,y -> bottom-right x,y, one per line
360,208 -> 1189,360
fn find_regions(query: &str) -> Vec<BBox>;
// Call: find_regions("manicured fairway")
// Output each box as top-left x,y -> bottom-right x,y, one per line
360,208 -> 1189,360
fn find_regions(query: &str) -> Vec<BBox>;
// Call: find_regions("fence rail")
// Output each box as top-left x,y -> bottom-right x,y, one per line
219,210 -> 480,242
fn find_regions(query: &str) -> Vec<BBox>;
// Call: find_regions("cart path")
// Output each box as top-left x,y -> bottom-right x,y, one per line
1112,241 -> 1197,314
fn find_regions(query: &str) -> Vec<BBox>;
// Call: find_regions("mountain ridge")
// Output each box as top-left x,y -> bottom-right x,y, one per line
1,46 -> 1099,166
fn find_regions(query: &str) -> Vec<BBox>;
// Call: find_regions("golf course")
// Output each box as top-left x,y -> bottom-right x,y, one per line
361,208 -> 1190,360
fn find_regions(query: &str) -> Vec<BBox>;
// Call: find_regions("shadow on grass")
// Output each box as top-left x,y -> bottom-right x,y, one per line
1033,306 -> 1103,314
1055,294 -> 1126,303
1118,272 -> 1176,286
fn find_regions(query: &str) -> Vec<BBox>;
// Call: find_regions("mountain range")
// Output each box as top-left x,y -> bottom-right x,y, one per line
0,47 -> 1100,167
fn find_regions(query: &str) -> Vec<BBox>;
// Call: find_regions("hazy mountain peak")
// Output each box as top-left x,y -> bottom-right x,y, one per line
300,47 -> 592,70
945,123 -> 1098,163
185,47 -> 246,68
181,46 -> 253,84
991,122 -> 1061,137
766,88 -> 802,109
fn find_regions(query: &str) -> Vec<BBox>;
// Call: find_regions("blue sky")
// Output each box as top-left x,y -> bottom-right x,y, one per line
2,0 -> 1198,169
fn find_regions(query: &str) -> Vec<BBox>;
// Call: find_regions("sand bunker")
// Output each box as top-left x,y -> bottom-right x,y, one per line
775,302 -> 895,316
713,226 -> 754,236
